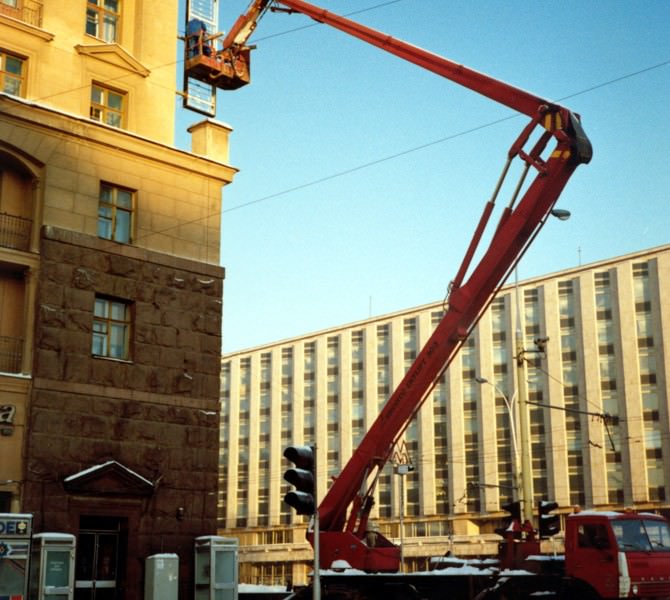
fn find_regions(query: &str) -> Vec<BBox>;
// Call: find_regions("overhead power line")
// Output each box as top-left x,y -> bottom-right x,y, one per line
5,8 -> 667,238
222,60 -> 670,215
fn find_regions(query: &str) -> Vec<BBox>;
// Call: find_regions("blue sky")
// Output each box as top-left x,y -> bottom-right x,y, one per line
175,0 -> 670,353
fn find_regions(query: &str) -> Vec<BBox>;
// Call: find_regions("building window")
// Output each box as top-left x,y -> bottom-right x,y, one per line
1,50 -> 25,97
98,183 -> 134,243
92,296 -> 131,360
90,83 -> 125,128
86,0 -> 120,43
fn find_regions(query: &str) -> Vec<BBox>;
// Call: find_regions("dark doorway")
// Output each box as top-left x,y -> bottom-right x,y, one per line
75,516 -> 127,600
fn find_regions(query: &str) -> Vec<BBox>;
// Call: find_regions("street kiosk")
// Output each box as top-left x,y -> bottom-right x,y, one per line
0,513 -> 32,600
29,533 -> 75,600
194,536 -> 238,600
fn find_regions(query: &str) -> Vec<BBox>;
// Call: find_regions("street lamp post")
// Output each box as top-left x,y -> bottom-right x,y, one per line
395,463 -> 413,572
475,376 -> 520,500
515,335 -> 535,525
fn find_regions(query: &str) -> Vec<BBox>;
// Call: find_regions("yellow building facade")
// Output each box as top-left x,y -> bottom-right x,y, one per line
1,1 -> 235,596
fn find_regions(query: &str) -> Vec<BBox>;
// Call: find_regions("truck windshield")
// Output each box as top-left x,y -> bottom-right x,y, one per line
612,519 -> 670,552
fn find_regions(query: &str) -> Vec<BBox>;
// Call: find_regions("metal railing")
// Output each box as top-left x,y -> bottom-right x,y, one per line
0,0 -> 43,28
0,336 -> 22,373
0,212 -> 31,251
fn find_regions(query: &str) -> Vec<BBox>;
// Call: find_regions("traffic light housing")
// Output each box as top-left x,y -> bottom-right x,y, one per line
496,500 -> 522,539
538,500 -> 560,538
283,445 -> 315,515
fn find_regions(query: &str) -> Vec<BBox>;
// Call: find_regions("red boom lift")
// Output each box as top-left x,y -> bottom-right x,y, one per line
201,4 -> 670,599
198,0 -> 594,573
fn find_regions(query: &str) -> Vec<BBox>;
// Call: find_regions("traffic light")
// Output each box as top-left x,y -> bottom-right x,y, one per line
283,445 -> 315,515
538,500 -> 560,538
496,500 -> 522,539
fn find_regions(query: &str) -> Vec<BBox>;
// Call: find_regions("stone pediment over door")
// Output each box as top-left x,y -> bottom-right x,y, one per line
63,460 -> 155,497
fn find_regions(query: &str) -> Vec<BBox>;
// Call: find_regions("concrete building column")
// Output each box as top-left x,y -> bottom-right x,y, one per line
543,282 -> 570,507
615,262 -> 647,503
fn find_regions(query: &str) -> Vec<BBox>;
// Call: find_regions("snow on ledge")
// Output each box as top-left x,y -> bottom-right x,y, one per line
63,460 -> 154,487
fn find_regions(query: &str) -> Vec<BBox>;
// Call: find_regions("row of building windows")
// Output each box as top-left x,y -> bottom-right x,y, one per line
219,255 -> 667,530
1,46 -> 128,128
2,1 -> 126,125
634,263 -> 665,501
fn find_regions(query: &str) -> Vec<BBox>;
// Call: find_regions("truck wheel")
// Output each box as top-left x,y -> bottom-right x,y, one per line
556,581 -> 600,600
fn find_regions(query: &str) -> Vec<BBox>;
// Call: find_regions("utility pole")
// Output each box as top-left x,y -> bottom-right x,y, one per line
475,376 -> 520,502
514,268 -> 535,526
515,332 -> 535,525
392,441 -> 414,574
395,463 -> 413,572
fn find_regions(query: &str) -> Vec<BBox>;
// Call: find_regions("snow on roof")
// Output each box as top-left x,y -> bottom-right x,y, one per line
430,557 -> 498,566
239,584 -> 291,593
567,510 -> 666,520
567,510 -> 623,518
63,460 -> 153,487
318,564 -> 498,577
525,555 -> 565,562
33,533 -> 76,542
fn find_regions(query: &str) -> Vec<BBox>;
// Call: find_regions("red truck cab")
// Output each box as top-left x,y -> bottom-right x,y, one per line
565,511 -> 670,599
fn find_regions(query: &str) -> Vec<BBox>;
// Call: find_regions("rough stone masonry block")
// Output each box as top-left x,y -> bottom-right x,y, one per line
134,323 -> 158,345
39,303 -> 66,328
71,266 -> 97,290
108,254 -> 138,277
40,280 -> 65,307
155,325 -> 178,348
38,326 -> 64,352
110,273 -> 138,298
67,310 -> 92,334
79,414 -> 112,439
153,285 -> 179,309
63,286 -> 94,311
89,357 -> 127,388
158,347 -> 185,370
35,348 -> 64,379
30,408 -> 65,435
63,352 -> 90,382
135,301 -> 162,327
91,397 -> 121,418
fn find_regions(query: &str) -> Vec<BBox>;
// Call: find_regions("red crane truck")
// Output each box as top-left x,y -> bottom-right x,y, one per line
479,509 -> 670,600
186,1 -> 670,598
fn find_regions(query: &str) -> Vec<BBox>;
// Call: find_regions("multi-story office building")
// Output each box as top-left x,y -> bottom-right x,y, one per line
220,245 -> 670,586
0,1 -> 234,597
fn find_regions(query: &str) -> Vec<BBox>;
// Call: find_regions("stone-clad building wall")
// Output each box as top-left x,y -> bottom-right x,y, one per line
33,227 -> 222,397
24,226 -> 224,598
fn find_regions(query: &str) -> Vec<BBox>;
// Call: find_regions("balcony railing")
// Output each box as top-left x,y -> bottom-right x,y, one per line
0,0 -> 43,28
0,336 -> 22,373
0,212 -> 31,252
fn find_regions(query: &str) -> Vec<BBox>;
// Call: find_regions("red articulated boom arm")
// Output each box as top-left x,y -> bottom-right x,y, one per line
221,0 -> 592,572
